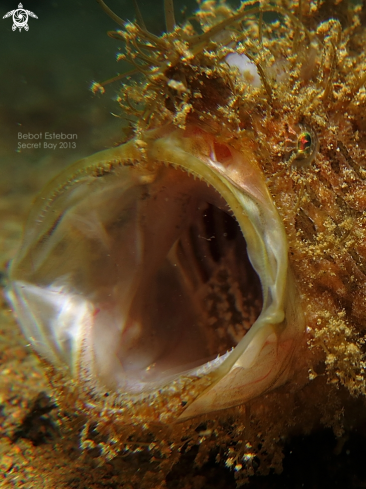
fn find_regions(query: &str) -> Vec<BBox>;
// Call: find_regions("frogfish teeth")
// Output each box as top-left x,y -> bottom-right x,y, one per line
6,0 -> 366,483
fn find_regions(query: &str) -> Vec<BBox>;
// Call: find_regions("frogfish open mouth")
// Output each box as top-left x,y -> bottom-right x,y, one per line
6,0 -> 366,482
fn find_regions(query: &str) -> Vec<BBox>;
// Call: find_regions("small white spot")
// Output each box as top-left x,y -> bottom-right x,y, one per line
226,53 -> 261,87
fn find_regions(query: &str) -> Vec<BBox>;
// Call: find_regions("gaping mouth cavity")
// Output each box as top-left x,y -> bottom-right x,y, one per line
89,166 -> 264,391
8,132 -> 287,396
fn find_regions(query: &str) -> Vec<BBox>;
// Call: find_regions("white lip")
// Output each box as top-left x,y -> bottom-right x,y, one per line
6,281 -> 90,368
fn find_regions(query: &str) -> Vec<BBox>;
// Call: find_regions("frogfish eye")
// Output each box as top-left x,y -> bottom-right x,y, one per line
297,131 -> 312,157
293,126 -> 318,165
284,125 -> 318,166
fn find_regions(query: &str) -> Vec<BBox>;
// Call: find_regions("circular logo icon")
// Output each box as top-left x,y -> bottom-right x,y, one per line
3,3 -> 38,32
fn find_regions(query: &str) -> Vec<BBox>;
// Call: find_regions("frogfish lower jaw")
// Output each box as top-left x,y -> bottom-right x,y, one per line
7,124 -> 304,420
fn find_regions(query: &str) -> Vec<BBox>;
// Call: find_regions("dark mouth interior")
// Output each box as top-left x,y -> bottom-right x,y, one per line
88,166 -> 263,391
171,203 -> 263,358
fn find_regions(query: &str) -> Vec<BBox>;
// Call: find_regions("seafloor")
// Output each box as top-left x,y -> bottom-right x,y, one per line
1,1 -> 366,488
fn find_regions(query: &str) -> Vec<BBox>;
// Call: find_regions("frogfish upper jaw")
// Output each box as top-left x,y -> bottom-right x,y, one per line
7,124 -> 304,420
